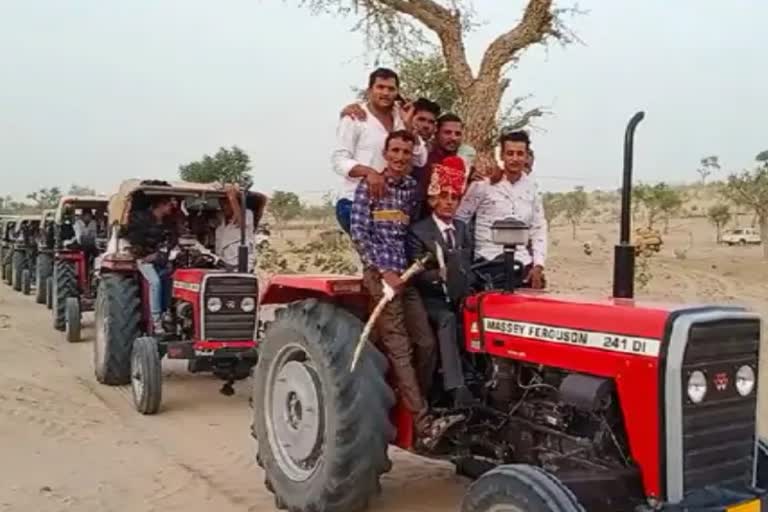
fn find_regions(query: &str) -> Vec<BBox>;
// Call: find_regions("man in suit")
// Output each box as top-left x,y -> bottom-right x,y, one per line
407,159 -> 476,407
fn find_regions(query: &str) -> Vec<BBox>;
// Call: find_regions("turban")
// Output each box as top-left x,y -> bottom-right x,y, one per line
427,155 -> 466,197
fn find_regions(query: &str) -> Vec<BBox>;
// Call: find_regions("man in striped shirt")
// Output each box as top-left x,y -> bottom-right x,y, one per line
351,129 -> 463,449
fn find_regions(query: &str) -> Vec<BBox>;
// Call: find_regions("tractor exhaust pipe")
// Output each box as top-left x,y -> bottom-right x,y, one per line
237,188 -> 248,273
612,111 -> 645,300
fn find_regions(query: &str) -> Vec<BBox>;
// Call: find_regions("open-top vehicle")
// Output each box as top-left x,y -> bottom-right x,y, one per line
8,215 -> 41,294
49,196 -> 110,342
35,208 -> 55,305
250,113 -> 767,512
0,216 -> 19,285
93,179 -> 267,415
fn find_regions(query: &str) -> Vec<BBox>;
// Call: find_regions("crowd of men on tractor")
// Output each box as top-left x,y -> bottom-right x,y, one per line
330,66 -> 548,449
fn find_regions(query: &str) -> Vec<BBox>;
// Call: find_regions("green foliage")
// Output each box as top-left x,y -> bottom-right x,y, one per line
26,187 -> 61,209
633,183 -> 682,229
707,204 -> 731,242
560,186 -> 589,239
179,146 -> 252,187
542,192 -> 564,227
721,163 -> 768,257
269,191 -> 303,228
398,52 -> 459,112
755,150 -> 768,162
696,155 -> 720,183
68,184 -> 97,196
257,229 -> 359,275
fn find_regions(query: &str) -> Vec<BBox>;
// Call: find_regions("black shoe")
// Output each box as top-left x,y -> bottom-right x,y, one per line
453,386 -> 477,408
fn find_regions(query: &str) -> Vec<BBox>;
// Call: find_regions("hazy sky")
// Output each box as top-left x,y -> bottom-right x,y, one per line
1,0 -> 766,202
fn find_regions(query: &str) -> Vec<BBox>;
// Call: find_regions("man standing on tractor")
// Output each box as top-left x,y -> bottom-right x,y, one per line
340,96 -> 442,147
215,183 -> 255,271
73,208 -> 99,269
407,162 -> 476,408
350,129 -> 463,448
124,195 -> 178,334
456,130 -> 548,289
331,67 -> 427,234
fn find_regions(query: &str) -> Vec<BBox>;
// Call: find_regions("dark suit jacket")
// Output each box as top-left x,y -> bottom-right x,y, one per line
406,216 -> 474,304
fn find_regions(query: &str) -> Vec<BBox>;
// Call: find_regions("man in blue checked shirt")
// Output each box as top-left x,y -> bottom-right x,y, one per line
351,129 -> 464,449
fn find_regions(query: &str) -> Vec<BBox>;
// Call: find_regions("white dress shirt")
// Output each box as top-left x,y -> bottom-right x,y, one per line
215,209 -> 255,271
432,214 -> 456,247
73,218 -> 97,244
331,103 -> 428,200
456,174 -> 547,267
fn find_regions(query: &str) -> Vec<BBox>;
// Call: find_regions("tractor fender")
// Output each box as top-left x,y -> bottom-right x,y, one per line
259,274 -> 369,308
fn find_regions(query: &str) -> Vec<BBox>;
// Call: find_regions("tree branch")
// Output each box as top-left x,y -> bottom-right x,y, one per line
478,0 -> 555,80
374,0 -> 474,90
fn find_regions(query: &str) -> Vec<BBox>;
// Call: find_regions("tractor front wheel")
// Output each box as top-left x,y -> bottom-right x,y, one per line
461,465 -> 585,512
11,251 -> 23,292
21,269 -> 31,295
45,276 -> 53,309
94,274 -> 141,385
65,297 -> 81,343
53,260 -> 77,331
252,299 -> 395,512
131,337 -> 162,415
35,253 -> 52,304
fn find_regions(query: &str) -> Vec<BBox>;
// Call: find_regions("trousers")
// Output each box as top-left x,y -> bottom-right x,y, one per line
423,297 -> 465,392
362,268 -> 436,414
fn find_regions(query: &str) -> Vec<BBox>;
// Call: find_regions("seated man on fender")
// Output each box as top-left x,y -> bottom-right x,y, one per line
124,195 -> 179,334
456,131 -> 547,290
407,163 -> 476,408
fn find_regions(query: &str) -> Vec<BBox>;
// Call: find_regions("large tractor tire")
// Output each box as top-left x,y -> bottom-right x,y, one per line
461,465 -> 585,512
252,299 -> 395,512
756,438 -> 768,489
3,262 -> 11,285
65,297 -> 81,343
21,269 -> 31,295
35,253 -> 53,304
45,276 -> 53,309
130,337 -> 162,415
52,260 -> 77,331
94,274 -> 141,386
11,251 -> 23,292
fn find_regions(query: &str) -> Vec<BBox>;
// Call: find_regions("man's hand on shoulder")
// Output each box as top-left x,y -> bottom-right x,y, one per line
340,103 -> 366,121
353,166 -> 385,200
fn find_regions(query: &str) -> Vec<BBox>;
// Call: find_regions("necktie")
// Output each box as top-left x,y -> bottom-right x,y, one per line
445,226 -> 456,250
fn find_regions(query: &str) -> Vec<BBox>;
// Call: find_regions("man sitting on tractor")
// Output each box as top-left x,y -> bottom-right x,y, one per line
350,129 -> 463,449
124,195 -> 178,334
456,130 -> 548,289
215,183 -> 255,271
407,162 -> 476,408
72,208 -> 100,270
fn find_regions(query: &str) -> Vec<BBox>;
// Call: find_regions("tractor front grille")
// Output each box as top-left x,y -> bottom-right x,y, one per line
681,319 -> 760,492
202,275 -> 258,340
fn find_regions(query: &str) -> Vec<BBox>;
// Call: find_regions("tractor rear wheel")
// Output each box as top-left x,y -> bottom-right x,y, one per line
52,260 -> 77,331
252,299 -> 395,512
461,465 -> 585,512
3,263 -> 11,285
756,438 -> 768,488
65,297 -> 81,343
35,253 -> 52,304
21,269 -> 31,295
94,274 -> 141,385
45,276 -> 53,309
131,337 -> 162,415
11,251 -> 23,292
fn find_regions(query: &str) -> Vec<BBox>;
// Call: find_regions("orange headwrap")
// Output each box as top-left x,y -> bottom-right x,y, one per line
427,156 -> 466,196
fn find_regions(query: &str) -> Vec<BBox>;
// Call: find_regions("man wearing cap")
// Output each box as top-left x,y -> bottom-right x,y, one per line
407,162 -> 476,408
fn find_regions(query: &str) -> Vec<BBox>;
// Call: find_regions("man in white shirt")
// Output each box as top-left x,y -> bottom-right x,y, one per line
72,209 -> 98,247
331,67 -> 428,233
215,184 -> 255,272
456,131 -> 547,289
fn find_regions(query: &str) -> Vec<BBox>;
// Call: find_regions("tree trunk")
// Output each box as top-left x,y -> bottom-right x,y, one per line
459,78 -> 504,174
715,224 -> 722,243
571,221 -> 577,240
760,215 -> 768,260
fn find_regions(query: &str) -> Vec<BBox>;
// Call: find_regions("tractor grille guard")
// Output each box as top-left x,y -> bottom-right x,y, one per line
201,275 -> 259,341
664,310 -> 761,503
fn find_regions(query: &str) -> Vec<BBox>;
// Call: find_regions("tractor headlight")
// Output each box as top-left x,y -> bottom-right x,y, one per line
240,297 -> 255,313
687,370 -> 707,404
206,297 -> 222,312
736,365 -> 756,397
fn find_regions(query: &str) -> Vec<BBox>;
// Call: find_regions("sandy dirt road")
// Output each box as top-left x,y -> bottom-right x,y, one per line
0,286 -> 464,512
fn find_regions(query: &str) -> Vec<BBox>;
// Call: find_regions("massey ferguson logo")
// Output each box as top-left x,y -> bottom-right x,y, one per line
225,300 -> 236,310
714,372 -> 729,391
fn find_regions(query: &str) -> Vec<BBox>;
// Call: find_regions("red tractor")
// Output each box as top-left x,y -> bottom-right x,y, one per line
251,113 -> 767,512
48,196 -> 110,342
92,179 -> 267,415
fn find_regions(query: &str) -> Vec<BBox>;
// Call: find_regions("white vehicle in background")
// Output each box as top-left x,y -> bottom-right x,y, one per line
722,227 -> 762,246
